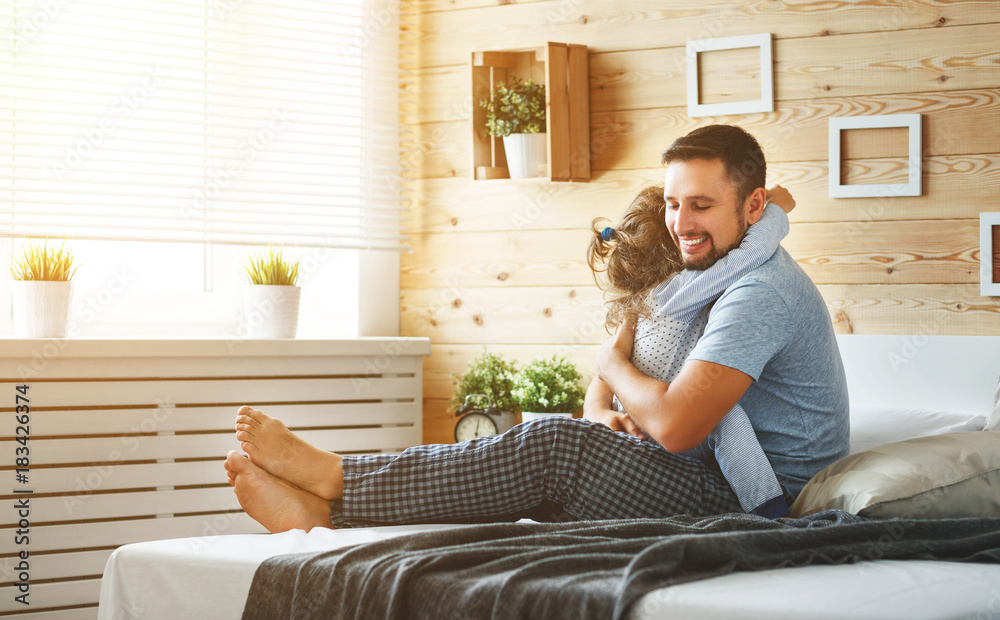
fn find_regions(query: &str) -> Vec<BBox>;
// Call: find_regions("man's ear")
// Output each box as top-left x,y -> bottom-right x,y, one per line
745,187 -> 768,225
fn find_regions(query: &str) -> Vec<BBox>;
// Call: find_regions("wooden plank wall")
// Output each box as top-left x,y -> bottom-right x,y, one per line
399,0 -> 1000,445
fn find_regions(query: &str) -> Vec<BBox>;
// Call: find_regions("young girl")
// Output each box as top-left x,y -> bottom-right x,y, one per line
586,184 -> 795,518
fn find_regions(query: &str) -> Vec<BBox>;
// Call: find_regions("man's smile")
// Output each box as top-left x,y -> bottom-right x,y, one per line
678,236 -> 710,253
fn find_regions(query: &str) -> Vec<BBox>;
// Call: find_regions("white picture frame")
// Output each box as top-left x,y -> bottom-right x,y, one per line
829,114 -> 922,198
686,33 -> 773,118
981,212 -> 1000,297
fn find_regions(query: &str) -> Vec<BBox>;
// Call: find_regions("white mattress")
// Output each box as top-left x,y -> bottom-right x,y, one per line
98,523 -> 1000,620
98,525 -> 456,620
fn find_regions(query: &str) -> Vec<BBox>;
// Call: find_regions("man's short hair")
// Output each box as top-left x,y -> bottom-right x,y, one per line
660,124 -> 766,206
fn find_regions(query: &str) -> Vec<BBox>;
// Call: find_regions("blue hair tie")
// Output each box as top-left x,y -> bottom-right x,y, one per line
600,227 -> 614,241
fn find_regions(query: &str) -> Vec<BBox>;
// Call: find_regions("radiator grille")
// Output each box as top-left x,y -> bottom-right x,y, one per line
0,338 -> 429,618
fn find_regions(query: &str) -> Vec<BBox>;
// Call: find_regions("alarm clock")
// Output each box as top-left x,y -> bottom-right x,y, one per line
453,394 -> 508,442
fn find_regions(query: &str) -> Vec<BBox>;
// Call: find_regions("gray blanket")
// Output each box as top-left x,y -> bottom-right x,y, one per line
241,510 -> 1000,620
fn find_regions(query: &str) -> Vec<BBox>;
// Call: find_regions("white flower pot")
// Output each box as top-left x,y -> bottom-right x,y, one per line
241,285 -> 300,338
502,132 -> 547,179
12,280 -> 74,338
521,411 -> 573,423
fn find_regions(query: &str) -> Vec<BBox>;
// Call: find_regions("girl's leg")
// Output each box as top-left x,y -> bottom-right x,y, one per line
703,404 -> 790,518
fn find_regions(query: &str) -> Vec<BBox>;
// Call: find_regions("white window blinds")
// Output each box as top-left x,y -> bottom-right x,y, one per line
0,0 -> 406,251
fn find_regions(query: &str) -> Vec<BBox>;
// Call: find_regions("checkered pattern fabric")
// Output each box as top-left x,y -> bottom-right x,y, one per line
329,417 -> 741,528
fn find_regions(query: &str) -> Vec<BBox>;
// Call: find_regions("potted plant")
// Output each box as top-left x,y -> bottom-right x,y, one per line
242,245 -> 301,338
451,349 -> 519,435
512,355 -> 586,422
9,239 -> 80,338
479,76 -> 547,179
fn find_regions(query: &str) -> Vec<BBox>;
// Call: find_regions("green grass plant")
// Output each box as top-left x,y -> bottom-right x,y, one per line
244,245 -> 300,286
9,239 -> 80,281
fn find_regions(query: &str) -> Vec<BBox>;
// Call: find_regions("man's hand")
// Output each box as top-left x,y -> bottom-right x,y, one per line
595,317 -> 635,383
765,185 -> 795,214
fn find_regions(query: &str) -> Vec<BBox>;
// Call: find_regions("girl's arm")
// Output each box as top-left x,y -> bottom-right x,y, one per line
655,202 -> 789,323
766,184 -> 795,213
582,375 -> 645,438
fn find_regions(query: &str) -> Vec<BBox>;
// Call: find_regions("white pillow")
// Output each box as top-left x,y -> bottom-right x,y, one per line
986,375 -> 1000,431
849,404 -> 986,454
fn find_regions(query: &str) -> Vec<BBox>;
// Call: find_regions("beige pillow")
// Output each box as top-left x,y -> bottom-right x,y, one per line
791,431 -> 1000,519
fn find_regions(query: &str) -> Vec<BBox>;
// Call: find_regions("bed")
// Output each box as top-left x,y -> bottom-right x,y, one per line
98,335 -> 1000,620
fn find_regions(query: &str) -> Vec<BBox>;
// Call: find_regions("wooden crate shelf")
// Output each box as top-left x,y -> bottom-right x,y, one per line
471,42 -> 590,182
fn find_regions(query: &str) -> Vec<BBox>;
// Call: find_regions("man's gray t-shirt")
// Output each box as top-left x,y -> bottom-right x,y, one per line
688,247 -> 849,497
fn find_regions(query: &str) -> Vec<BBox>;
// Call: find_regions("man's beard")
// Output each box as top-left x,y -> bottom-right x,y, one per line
679,209 -> 748,271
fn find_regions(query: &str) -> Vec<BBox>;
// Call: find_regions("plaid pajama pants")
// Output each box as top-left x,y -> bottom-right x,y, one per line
329,416 -> 742,528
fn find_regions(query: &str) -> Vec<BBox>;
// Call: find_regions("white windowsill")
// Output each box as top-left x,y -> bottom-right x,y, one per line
0,336 -> 431,359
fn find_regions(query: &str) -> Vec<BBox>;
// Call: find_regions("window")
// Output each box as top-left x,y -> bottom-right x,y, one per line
1,0 -> 404,337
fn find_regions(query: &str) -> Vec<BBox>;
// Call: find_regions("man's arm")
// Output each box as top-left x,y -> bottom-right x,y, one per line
595,319 -> 752,452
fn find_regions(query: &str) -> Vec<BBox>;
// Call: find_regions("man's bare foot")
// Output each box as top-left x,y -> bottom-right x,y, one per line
224,451 -> 334,533
234,406 -> 344,500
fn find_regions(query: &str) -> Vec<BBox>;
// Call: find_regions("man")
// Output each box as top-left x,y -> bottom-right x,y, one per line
587,124 -> 849,499
225,124 -> 849,532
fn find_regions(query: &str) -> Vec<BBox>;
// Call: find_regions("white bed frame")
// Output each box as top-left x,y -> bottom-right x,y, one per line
61,335 -> 1000,618
835,334 -> 1000,415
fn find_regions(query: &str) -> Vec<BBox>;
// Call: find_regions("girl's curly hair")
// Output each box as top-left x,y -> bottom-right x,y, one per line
586,184 -> 682,333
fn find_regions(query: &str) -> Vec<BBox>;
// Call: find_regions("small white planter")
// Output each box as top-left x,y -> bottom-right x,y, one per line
241,285 -> 301,338
12,280 -> 74,338
502,132 -> 547,179
521,411 -> 573,423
